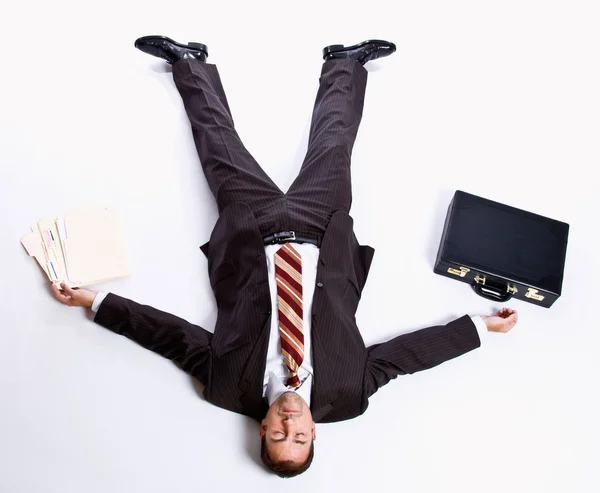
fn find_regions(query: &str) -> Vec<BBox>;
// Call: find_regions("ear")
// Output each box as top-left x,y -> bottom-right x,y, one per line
259,422 -> 267,438
312,423 -> 317,440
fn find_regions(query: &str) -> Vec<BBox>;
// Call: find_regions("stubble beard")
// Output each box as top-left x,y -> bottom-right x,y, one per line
276,391 -> 304,416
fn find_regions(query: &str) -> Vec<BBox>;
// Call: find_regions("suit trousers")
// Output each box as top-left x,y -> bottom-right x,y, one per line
172,58 -> 368,241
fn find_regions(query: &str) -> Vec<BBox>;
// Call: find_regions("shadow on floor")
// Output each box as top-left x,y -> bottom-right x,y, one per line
189,375 -> 264,469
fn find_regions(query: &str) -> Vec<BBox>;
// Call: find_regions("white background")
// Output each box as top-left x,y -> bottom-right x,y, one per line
1,0 -> 598,491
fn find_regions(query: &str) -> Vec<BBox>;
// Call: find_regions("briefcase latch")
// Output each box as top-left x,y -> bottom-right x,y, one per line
447,266 -> 470,278
525,288 -> 545,301
507,285 -> 518,295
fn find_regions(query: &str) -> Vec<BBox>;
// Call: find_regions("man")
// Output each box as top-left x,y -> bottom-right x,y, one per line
52,36 -> 518,478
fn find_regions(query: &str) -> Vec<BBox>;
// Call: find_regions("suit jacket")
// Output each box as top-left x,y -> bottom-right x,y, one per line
95,202 -> 480,423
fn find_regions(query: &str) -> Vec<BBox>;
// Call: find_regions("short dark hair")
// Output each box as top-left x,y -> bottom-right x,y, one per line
260,435 -> 314,478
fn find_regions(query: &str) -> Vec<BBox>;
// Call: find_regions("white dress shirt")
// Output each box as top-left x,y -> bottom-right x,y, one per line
91,245 -> 489,407
262,243 -> 319,406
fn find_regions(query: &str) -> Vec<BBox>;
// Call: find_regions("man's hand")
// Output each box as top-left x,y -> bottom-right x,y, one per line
481,307 -> 518,333
51,282 -> 97,308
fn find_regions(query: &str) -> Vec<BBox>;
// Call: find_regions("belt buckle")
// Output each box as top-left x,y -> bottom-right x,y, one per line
273,231 -> 296,244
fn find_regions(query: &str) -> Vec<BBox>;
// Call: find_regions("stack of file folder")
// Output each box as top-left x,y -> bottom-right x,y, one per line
22,206 -> 130,287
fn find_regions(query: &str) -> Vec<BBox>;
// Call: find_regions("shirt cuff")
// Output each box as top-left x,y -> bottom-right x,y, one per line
91,292 -> 108,313
471,315 -> 488,343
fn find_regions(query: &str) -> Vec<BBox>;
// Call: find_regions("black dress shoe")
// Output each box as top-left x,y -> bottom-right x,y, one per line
322,39 -> 396,65
134,35 -> 208,64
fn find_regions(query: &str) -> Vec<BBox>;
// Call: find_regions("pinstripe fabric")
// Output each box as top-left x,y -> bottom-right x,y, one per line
173,61 -> 287,234
174,59 -> 367,239
286,60 -> 367,237
93,59 -> 482,424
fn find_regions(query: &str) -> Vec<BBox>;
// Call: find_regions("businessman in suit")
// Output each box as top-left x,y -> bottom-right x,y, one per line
52,36 -> 519,478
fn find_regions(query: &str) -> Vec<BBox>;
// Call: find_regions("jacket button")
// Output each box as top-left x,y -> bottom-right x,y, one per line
312,314 -> 317,321
320,258 -> 325,265
316,282 -> 323,288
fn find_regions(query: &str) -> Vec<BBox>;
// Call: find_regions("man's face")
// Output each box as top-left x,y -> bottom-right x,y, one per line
260,391 -> 316,464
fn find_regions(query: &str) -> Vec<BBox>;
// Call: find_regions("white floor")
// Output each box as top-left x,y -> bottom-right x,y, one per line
1,1 -> 599,491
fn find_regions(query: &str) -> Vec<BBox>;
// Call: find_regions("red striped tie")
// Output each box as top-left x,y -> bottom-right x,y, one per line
274,243 -> 304,388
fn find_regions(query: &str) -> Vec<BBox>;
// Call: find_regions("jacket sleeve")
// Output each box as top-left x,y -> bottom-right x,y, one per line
94,293 -> 212,385
364,315 -> 480,398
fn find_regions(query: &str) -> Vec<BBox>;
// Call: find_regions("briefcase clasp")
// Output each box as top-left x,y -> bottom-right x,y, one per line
447,266 -> 470,278
507,285 -> 518,295
525,288 -> 545,301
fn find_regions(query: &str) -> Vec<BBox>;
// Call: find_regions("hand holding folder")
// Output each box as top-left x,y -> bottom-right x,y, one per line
21,206 -> 130,287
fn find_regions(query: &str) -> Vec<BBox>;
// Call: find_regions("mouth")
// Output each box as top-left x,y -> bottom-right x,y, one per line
282,408 -> 301,413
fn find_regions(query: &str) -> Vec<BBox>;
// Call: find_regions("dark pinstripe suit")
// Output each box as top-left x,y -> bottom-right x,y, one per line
95,59 -> 480,423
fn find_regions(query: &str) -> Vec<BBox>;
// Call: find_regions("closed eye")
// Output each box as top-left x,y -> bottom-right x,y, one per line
294,433 -> 307,445
270,432 -> 285,442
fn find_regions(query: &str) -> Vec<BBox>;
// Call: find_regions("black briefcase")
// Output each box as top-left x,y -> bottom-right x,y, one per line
434,190 -> 569,308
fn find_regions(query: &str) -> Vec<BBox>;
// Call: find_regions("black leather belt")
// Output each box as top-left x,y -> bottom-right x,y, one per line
263,231 -> 320,247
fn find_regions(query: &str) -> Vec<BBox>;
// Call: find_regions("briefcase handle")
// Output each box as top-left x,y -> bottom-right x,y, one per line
472,277 -> 515,303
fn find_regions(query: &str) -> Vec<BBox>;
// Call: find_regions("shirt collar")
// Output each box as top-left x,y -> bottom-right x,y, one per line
266,371 -> 312,407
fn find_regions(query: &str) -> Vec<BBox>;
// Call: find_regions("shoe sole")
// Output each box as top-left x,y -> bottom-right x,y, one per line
323,39 -> 396,58
134,35 -> 208,56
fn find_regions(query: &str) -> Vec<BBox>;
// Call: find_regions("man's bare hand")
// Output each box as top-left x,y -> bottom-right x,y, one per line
481,307 -> 518,333
51,282 -> 97,308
